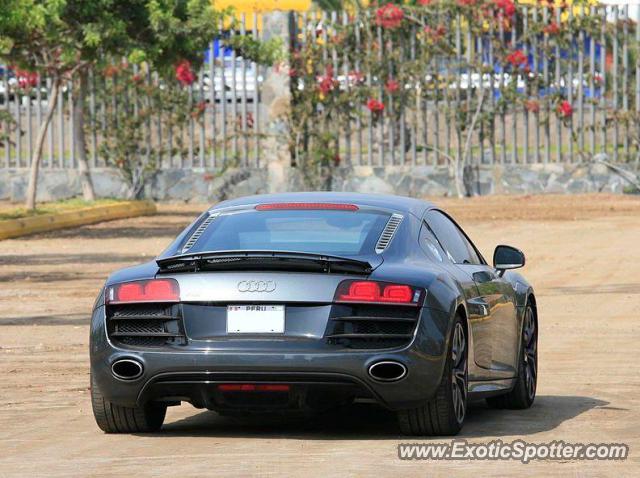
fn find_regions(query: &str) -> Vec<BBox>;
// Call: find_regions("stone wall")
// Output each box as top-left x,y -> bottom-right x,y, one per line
0,162 -> 631,203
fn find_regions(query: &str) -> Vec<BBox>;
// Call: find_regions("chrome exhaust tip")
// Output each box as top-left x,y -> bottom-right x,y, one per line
368,361 -> 407,382
111,359 -> 143,381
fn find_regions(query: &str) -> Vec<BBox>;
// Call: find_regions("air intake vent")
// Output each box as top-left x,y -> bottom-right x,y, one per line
182,213 -> 217,253
375,213 -> 403,253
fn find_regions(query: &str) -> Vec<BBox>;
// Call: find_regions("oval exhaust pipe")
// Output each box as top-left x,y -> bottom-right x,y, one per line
111,359 -> 143,381
368,361 -> 407,382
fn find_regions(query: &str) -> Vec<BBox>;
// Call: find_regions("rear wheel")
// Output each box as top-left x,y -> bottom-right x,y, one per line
91,374 -> 166,433
486,303 -> 537,409
397,315 -> 468,436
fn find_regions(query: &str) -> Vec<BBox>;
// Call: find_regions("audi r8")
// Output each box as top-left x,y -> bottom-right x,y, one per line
90,192 -> 538,436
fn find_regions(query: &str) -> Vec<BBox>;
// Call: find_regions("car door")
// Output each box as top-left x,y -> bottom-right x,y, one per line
424,210 -> 518,374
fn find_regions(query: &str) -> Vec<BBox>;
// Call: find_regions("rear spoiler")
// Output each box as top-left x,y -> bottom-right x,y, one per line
156,250 -> 377,275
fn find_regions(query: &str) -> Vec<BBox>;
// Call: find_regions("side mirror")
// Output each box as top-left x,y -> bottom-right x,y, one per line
493,245 -> 525,273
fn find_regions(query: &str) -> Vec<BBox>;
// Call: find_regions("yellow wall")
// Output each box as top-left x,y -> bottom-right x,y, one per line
213,0 -> 312,14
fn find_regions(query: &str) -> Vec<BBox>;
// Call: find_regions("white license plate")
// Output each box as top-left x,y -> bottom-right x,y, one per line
227,305 -> 285,334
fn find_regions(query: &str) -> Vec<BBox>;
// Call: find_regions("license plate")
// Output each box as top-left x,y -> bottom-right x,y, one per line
227,305 -> 285,334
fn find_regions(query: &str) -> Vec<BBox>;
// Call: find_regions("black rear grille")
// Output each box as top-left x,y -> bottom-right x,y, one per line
324,304 -> 420,349
106,304 -> 186,348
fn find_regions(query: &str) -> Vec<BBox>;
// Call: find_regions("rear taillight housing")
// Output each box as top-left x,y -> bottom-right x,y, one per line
106,279 -> 180,304
334,280 -> 424,306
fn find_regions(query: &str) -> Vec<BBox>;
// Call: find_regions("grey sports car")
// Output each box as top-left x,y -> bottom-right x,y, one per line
90,192 -> 538,436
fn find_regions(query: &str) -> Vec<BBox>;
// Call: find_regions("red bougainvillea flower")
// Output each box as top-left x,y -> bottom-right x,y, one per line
494,0 -> 516,17
557,100 -> 573,118
103,64 -> 120,78
14,68 -> 39,89
366,98 -> 385,113
524,99 -> 540,113
318,65 -> 338,96
375,3 -> 404,29
543,22 -> 561,35
418,0 -> 433,5
457,0 -> 476,6
191,101 -> 207,119
175,60 -> 196,86
505,50 -> 528,68
385,78 -> 400,93
424,24 -> 447,42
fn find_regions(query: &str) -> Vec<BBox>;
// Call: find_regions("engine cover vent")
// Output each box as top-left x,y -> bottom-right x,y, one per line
182,213 -> 218,253
375,213 -> 403,253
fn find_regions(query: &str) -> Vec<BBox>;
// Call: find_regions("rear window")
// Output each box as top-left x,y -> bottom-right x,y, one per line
189,209 -> 390,256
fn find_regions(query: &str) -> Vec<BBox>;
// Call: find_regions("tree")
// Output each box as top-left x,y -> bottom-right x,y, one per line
0,0 -> 222,209
0,1 -> 82,209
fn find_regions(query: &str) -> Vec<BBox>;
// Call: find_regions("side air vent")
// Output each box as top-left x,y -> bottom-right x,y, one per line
375,213 -> 403,253
182,213 -> 217,253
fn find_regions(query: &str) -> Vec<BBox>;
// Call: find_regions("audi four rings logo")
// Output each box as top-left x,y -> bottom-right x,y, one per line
237,280 -> 276,292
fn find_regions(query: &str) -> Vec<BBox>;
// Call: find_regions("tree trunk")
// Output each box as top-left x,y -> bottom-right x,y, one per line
74,69 -> 96,201
26,77 -> 61,210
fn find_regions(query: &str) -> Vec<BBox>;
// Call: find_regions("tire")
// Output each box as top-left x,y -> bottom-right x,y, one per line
486,302 -> 537,410
397,314 -> 468,436
91,374 -> 166,433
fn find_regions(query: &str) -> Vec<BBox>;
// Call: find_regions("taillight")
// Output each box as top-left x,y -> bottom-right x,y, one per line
334,280 -> 423,306
106,279 -> 180,304
218,384 -> 291,392
255,203 -> 359,211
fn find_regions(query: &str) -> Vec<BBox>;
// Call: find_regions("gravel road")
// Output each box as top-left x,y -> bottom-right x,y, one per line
0,194 -> 638,477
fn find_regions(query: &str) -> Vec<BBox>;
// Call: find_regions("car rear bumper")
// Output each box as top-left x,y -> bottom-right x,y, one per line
90,305 -> 451,411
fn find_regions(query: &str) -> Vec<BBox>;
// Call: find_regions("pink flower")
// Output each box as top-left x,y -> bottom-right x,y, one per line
418,0 -> 433,4
348,70 -> 364,84
457,0 -> 477,6
175,60 -> 196,86
375,3 -> 404,29
366,98 -> 385,113
424,24 -> 447,41
524,99 -> 540,113
385,79 -> 400,93
557,100 -> 573,118
543,22 -> 561,35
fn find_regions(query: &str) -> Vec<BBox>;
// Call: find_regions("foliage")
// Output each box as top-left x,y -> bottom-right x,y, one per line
0,198 -> 120,221
290,0 -> 607,195
0,110 -> 18,150
92,63 -> 197,198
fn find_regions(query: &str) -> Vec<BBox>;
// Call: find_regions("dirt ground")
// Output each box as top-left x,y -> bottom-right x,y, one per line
0,194 -> 639,477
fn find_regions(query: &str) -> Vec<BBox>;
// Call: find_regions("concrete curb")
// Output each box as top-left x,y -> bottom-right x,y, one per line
0,200 -> 157,240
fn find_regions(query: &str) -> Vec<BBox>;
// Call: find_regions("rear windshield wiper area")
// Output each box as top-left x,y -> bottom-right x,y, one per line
156,251 -> 374,275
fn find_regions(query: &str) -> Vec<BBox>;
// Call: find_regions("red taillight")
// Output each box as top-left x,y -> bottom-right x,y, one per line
106,279 -> 180,304
335,280 -> 422,306
218,384 -> 291,392
255,203 -> 359,211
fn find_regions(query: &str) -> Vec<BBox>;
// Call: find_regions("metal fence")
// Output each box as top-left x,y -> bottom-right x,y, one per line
292,5 -> 640,168
0,13 -> 266,170
1,6 -> 640,170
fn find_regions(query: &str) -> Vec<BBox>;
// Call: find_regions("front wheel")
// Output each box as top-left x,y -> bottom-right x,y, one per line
91,374 -> 166,433
397,315 -> 468,436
